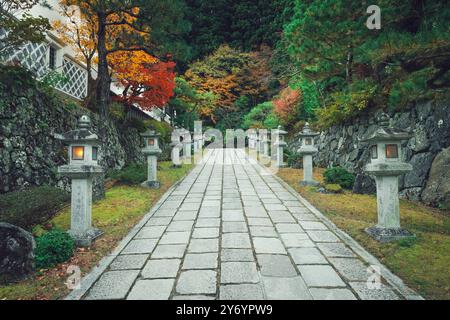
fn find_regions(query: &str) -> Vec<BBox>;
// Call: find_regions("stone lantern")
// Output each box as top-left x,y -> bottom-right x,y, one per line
171,130 -> 183,168
141,129 -> 162,189
298,122 -> 319,186
361,113 -> 414,242
182,129 -> 192,161
272,125 -> 287,167
262,131 -> 270,158
56,115 -> 103,247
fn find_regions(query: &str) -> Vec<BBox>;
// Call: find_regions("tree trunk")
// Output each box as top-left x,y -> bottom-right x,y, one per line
84,59 -> 98,110
346,46 -> 353,83
96,12 -> 111,119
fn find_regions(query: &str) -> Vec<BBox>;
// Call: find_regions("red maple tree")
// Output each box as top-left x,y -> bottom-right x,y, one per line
112,53 -> 176,109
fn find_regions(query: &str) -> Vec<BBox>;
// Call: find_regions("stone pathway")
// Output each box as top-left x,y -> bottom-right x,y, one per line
70,149 -> 419,300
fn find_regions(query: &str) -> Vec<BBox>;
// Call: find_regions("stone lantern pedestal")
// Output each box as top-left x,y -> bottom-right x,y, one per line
298,123 -> 320,186
272,126 -> 287,168
182,129 -> 192,162
263,133 -> 270,158
361,113 -> 414,242
56,115 -> 103,247
141,130 -> 162,189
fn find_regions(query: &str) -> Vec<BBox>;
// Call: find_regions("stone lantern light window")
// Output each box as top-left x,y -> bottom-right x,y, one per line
305,138 -> 312,145
385,144 -> 398,159
72,146 -> 84,160
148,138 -> 155,146
92,146 -> 98,161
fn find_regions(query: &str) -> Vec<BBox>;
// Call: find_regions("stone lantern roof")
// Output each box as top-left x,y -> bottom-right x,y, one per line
298,122 -> 319,138
361,113 -> 412,143
272,125 -> 287,135
55,115 -> 99,143
140,129 -> 159,139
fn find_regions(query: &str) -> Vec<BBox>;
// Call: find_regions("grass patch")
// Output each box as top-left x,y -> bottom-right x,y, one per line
0,161 -> 193,300
277,167 -> 450,300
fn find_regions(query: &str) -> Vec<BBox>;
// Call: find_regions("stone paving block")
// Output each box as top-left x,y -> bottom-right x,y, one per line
192,227 -> 220,238
127,279 -> 174,300
329,258 -> 370,281
159,231 -> 191,245
242,201 -> 263,207
289,247 -> 328,265
172,295 -> 216,300
198,207 -> 221,218
110,254 -> 148,270
141,259 -> 181,278
253,237 -> 287,254
275,223 -> 304,233
244,207 -> 268,217
247,217 -> 273,226
189,238 -> 219,253
182,253 -> 218,269
306,230 -> 341,242
281,233 -> 315,248
196,218 -> 220,228
283,201 -> 302,207
152,244 -> 187,259
173,211 -> 198,221
223,202 -> 242,210
153,208 -> 178,217
176,270 -> 217,295
349,282 -> 399,300
309,288 -> 357,300
222,221 -> 248,233
222,210 -> 245,222
220,284 -> 264,300
85,270 -> 139,300
257,254 -> 297,277
146,217 -> 172,226
262,277 -> 312,300
222,233 -> 252,249
121,239 -> 157,254
293,213 -> 318,221
298,265 -> 346,287
299,221 -> 328,230
221,262 -> 259,284
268,211 -> 296,223
221,249 -> 254,262
264,204 -> 287,211
180,202 -> 201,211
135,226 -> 166,239
317,243 -> 356,258
258,193 -> 277,199
262,198 -> 282,204
167,220 -> 194,232
202,200 -> 221,207
249,226 -> 277,237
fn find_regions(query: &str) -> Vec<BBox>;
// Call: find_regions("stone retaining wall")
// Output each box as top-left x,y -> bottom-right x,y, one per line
287,101 -> 450,208
0,85 -> 144,196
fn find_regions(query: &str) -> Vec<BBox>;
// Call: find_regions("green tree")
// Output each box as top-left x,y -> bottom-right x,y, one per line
0,0 -> 51,56
283,0 -> 450,128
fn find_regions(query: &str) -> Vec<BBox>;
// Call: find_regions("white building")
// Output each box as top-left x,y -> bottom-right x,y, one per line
1,0 -> 170,123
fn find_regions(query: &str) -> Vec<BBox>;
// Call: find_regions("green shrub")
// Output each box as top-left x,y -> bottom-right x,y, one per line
323,167 -> 355,189
0,186 -> 70,231
108,164 -> 147,185
35,229 -> 74,269
286,149 -> 303,168
324,184 -> 343,193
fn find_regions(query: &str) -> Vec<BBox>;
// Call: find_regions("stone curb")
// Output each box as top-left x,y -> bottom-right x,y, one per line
64,177 -> 186,300
269,169 -> 424,300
